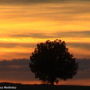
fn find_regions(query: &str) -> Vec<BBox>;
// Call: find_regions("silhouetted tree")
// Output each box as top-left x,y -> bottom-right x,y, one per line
29,39 -> 78,85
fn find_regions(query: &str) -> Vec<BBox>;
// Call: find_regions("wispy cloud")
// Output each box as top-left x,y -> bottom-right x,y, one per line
0,2 -> 90,21
0,0 -> 89,4
0,42 -> 90,50
11,33 -> 52,38
67,42 -> 90,50
56,31 -> 90,38
0,43 -> 35,48
11,31 -> 90,38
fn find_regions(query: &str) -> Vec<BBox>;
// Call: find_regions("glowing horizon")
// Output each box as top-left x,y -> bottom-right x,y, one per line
0,79 -> 90,86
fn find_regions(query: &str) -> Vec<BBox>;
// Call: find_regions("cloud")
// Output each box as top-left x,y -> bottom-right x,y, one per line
0,43 -> 35,48
75,59 -> 90,79
0,59 -> 29,71
0,58 -> 90,83
0,0 -> 65,4
0,41 -> 90,60
67,42 -> 90,50
11,33 -> 53,38
0,0 -> 90,4
56,31 -> 90,38
11,31 -> 90,38
9,3 -> 90,20
2,31 -> 89,51
0,59 -> 35,81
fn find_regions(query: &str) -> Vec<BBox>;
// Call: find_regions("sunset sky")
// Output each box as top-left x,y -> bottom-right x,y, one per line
0,0 -> 90,86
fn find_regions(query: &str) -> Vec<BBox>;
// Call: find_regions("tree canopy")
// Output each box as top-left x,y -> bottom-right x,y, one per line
29,39 -> 78,85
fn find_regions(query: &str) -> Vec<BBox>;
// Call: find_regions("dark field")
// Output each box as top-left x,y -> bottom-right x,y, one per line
0,82 -> 90,90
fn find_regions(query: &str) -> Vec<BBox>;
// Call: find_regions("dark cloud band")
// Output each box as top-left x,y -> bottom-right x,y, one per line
0,59 -> 90,82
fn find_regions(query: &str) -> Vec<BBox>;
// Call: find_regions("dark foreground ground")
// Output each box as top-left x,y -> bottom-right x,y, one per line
0,82 -> 90,90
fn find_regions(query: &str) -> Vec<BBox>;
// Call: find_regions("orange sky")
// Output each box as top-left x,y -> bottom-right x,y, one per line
0,0 -> 90,86
0,1 -> 90,60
